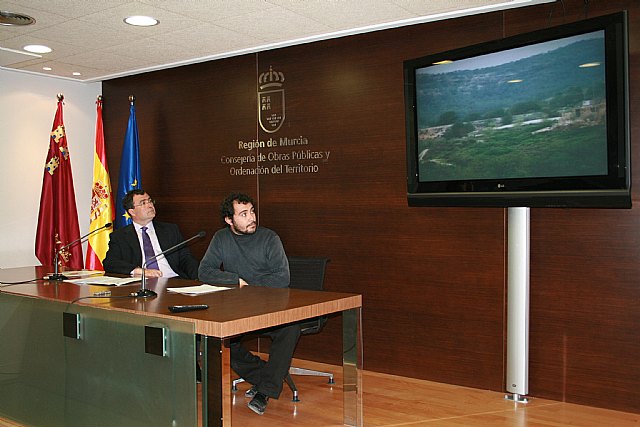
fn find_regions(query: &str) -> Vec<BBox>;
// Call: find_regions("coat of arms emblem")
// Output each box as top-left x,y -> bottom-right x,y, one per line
258,66 -> 285,133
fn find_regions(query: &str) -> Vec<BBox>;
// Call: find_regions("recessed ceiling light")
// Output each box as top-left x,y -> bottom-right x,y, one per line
0,11 -> 36,26
43,66 -> 52,71
24,44 -> 52,54
72,72 -> 81,76
124,15 -> 158,27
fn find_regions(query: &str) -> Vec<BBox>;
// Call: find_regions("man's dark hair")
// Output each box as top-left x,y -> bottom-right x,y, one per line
220,192 -> 255,224
122,189 -> 147,211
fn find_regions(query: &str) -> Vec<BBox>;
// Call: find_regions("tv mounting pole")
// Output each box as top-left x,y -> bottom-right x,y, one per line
505,206 -> 530,403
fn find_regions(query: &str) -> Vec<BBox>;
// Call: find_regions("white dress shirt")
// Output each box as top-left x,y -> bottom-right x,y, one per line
133,222 -> 178,278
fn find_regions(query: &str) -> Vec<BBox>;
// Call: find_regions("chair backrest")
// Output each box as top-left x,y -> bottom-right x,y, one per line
288,257 -> 330,291
287,257 -> 331,335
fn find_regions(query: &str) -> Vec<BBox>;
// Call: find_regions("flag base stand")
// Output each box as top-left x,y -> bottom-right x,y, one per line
47,273 -> 68,281
132,288 -> 157,298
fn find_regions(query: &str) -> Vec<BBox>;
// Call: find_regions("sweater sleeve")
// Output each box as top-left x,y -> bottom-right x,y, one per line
249,233 -> 290,288
198,228 -> 290,288
198,230 -> 241,285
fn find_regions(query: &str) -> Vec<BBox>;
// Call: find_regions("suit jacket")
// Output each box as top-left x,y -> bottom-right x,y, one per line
103,221 -> 199,280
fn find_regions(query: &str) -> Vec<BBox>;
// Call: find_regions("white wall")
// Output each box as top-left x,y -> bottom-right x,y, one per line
0,69 -> 101,268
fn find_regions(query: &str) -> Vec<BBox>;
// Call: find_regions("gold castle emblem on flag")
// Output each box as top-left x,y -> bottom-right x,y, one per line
46,156 -> 60,175
59,145 -> 69,160
50,125 -> 65,143
258,66 -> 285,133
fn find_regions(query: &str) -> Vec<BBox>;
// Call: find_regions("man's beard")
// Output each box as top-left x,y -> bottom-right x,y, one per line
232,220 -> 256,235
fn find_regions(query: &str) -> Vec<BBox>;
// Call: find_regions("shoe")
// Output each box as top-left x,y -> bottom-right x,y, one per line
245,386 -> 257,398
248,392 -> 269,415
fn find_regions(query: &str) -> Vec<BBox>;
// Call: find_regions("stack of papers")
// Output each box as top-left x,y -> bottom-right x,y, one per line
167,284 -> 231,295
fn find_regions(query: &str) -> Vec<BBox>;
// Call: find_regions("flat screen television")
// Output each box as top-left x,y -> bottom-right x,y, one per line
404,12 -> 630,208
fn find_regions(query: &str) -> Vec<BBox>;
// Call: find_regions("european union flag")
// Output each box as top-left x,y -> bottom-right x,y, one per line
115,101 -> 142,229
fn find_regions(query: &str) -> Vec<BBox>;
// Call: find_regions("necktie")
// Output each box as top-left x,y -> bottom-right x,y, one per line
141,226 -> 159,270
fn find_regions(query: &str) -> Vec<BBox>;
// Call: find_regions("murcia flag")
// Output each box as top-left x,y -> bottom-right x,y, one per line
35,94 -> 83,270
115,97 -> 142,228
85,96 -> 114,270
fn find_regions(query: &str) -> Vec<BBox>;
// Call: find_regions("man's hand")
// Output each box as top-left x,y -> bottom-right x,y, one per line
239,278 -> 249,288
132,267 -> 163,277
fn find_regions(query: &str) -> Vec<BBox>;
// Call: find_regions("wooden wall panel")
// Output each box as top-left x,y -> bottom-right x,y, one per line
529,209 -> 640,410
523,0 -> 640,413
103,0 -> 640,414
104,55 -> 261,256
250,15 -> 508,389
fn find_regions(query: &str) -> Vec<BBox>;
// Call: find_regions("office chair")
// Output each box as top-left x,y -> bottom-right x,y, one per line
232,256 -> 333,402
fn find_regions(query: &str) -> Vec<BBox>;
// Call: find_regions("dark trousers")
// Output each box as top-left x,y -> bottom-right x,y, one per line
231,323 -> 301,399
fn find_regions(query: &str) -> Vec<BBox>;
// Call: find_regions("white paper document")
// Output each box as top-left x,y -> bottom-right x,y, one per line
167,284 -> 232,295
66,276 -> 141,286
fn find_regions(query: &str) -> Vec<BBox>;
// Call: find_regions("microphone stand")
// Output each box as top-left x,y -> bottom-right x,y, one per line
132,231 -> 206,298
49,223 -> 113,281
136,257 -> 157,298
50,250 -> 66,281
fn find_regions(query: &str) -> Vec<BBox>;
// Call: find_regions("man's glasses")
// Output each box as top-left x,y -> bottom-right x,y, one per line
133,198 -> 154,208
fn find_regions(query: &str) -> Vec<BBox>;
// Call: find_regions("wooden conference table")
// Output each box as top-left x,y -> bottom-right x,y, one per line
0,266 -> 362,427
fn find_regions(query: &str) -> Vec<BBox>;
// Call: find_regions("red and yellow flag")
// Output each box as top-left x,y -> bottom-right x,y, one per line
35,94 -> 83,269
85,96 -> 114,270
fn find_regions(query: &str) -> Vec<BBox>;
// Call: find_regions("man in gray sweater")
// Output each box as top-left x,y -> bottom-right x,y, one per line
198,192 -> 300,416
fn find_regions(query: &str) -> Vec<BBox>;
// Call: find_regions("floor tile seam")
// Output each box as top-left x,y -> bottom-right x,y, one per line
369,401 -> 565,426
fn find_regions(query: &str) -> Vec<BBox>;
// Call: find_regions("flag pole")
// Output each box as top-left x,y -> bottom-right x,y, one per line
115,94 -> 142,229
52,92 -> 64,279
85,94 -> 114,270
36,92 -> 83,271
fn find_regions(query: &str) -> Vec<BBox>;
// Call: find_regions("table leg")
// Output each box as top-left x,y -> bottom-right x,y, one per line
343,307 -> 363,426
202,336 -> 232,427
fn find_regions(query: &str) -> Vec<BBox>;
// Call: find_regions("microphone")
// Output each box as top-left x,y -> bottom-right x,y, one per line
133,230 -> 206,298
49,222 -> 113,281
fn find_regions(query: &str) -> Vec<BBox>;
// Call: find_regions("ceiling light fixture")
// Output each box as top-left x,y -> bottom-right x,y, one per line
0,11 -> 35,26
24,44 -> 52,54
43,66 -> 52,71
72,72 -> 81,76
124,15 -> 158,27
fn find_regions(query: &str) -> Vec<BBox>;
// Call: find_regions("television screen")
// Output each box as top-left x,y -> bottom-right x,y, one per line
404,12 -> 630,208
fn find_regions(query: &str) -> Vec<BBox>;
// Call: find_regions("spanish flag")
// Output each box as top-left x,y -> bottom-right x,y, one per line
35,94 -> 83,269
85,96 -> 114,270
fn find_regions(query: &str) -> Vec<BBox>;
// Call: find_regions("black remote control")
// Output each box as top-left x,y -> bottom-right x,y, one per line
168,304 -> 209,313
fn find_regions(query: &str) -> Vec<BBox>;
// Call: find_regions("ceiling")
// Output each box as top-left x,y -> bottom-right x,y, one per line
0,0 -> 553,83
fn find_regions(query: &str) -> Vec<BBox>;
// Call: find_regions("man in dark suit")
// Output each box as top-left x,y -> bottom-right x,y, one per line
104,189 -> 202,381
103,189 -> 199,280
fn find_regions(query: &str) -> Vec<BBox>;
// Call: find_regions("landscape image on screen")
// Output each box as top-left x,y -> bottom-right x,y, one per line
415,31 -> 607,183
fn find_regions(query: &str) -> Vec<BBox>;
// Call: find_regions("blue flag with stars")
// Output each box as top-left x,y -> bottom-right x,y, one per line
115,102 -> 142,229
